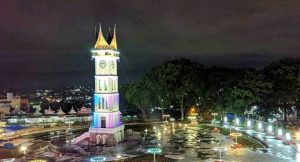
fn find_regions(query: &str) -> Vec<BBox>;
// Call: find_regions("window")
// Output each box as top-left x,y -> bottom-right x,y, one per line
101,117 -> 106,128
104,81 -> 107,91
102,98 -> 105,109
99,80 -> 101,91
106,100 -> 108,109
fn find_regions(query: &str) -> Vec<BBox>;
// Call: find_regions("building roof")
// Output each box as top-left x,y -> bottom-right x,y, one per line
94,24 -> 117,50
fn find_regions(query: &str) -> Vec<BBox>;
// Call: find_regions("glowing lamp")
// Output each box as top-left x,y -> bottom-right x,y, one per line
247,120 -> 251,128
268,125 -> 272,132
147,148 -> 162,162
147,147 -> 162,154
258,122 -> 262,130
224,117 -> 228,123
235,118 -> 240,126
278,129 -> 283,136
286,132 -> 291,141
90,156 -> 106,162
117,154 -> 121,159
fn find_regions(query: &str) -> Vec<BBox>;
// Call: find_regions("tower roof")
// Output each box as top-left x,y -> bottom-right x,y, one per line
109,25 -> 118,50
94,24 -> 112,50
94,24 -> 117,50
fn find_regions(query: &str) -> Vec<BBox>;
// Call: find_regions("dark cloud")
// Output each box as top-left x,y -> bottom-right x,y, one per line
0,0 -> 299,91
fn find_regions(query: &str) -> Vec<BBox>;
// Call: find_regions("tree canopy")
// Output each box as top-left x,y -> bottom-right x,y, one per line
124,57 -> 300,121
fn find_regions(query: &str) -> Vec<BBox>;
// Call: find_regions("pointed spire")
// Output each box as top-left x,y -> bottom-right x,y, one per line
68,106 -> 76,114
57,106 -> 65,116
94,23 -> 111,49
33,109 -> 42,116
109,24 -> 118,50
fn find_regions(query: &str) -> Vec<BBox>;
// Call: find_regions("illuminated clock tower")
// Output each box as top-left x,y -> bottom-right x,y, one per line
74,24 -> 124,146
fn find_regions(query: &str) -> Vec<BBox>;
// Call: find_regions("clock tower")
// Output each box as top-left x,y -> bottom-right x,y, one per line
73,24 -> 124,146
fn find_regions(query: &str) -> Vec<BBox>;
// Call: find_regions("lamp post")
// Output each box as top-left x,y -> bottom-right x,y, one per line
230,132 -> 242,144
278,128 -> 283,136
247,120 -> 251,129
147,148 -> 162,162
162,114 -> 170,122
258,122 -> 262,132
224,116 -> 228,125
268,125 -> 273,135
213,146 -> 227,161
235,118 -> 240,127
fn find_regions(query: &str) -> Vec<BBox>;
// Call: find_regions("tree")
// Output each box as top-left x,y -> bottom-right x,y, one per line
154,58 -> 203,120
224,87 -> 259,114
264,58 -> 300,121
125,76 -> 156,120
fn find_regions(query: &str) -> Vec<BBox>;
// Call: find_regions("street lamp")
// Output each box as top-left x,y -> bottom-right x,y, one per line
268,125 -> 273,134
162,114 -> 170,122
224,116 -> 228,125
278,128 -> 283,136
213,146 -> 227,160
147,148 -> 162,162
286,132 -> 291,141
246,120 -> 251,129
235,118 -> 240,126
297,143 -> 300,153
258,122 -> 262,131
117,154 -> 121,159
230,132 -> 242,144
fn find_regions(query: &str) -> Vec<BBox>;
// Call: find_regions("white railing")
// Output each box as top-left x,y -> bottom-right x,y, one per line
72,132 -> 90,144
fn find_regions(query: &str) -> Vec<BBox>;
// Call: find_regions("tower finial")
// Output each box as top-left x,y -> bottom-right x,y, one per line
109,24 -> 117,50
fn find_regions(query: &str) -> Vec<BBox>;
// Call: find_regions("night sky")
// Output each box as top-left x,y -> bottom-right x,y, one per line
0,0 -> 300,91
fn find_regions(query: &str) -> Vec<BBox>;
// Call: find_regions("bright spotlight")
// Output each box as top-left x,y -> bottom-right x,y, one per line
224,117 -> 228,123
268,125 -> 272,132
286,132 -> 291,141
247,120 -> 251,128
278,128 -> 283,136
235,118 -> 239,126
258,122 -> 262,130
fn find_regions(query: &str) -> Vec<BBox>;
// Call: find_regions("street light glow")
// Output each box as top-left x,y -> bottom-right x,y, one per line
286,132 -> 291,141
90,156 -> 106,162
268,125 -> 272,132
147,147 -> 162,154
278,128 -> 283,136
236,118 -> 239,126
224,116 -> 228,124
258,122 -> 262,130
247,120 -> 251,128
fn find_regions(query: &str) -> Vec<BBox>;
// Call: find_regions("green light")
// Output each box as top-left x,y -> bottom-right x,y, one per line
147,148 -> 162,154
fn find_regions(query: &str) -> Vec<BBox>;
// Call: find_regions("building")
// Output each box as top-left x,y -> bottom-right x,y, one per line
0,93 -> 21,120
73,24 -> 124,146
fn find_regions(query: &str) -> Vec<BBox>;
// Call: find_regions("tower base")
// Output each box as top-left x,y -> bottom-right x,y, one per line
73,125 -> 124,147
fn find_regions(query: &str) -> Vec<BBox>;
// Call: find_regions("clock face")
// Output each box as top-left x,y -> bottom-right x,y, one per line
111,61 -> 115,69
99,60 -> 107,69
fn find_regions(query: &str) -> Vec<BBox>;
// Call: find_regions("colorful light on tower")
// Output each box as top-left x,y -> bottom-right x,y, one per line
73,24 -> 124,146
